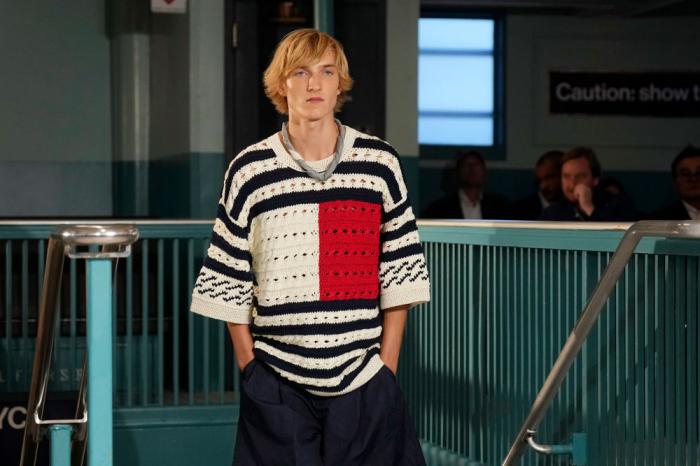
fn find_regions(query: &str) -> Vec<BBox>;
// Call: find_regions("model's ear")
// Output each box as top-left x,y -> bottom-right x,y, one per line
278,83 -> 287,97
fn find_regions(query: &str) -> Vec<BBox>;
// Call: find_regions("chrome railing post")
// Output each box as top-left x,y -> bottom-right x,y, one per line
20,238 -> 66,465
20,225 -> 138,466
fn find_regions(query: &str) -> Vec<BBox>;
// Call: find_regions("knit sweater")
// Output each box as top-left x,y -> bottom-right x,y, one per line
190,126 -> 431,396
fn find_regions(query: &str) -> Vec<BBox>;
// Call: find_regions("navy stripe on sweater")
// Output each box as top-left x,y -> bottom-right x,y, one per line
231,167 -> 303,219
334,161 -> 402,204
248,188 -> 382,222
253,334 -> 382,360
253,347 -> 367,380
224,148 -> 276,200
382,198 -> 410,224
216,204 -> 248,238
202,256 -> 252,283
255,298 -> 379,317
251,313 -> 381,336
210,231 -> 251,263
380,218 -> 417,243
284,346 -> 381,393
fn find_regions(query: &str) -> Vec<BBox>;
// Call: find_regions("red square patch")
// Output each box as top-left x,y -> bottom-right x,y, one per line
318,200 -> 381,301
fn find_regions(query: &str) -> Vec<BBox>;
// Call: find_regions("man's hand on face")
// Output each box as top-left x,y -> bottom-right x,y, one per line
573,183 -> 595,216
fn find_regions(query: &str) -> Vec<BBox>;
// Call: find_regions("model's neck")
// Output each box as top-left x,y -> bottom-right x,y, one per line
286,116 -> 338,162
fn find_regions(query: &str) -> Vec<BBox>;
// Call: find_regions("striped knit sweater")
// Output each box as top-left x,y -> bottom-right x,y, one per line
191,126 -> 430,396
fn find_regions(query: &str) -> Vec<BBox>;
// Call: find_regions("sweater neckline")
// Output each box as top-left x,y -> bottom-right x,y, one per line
267,125 -> 359,176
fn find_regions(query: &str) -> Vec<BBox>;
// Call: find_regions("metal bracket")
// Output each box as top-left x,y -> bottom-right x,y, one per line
526,430 -> 587,465
65,243 -> 132,259
34,408 -> 88,426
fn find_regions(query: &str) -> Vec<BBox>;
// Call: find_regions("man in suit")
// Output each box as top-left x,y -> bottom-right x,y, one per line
422,150 -> 507,219
652,145 -> 700,220
540,147 -> 636,221
509,150 -> 563,220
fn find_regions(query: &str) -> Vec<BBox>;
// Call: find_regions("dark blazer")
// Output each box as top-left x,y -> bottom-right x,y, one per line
650,201 -> 691,220
540,190 -> 638,222
508,193 -> 563,220
422,192 -> 508,220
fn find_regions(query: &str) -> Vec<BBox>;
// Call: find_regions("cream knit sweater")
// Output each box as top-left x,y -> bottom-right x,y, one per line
191,126 -> 430,396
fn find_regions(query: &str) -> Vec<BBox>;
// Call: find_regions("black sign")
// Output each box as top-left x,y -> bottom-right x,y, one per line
0,393 -> 76,465
549,72 -> 700,117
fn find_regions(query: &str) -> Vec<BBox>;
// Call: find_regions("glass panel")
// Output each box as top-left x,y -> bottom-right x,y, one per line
419,116 -> 493,146
419,18 -> 494,51
419,55 -> 494,113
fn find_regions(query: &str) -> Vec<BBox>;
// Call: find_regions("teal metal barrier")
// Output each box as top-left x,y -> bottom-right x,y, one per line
402,220 -> 699,466
0,222 -> 235,411
2,220 -> 699,466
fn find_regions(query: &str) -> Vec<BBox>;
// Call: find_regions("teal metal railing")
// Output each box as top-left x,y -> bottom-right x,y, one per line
503,220 -> 700,465
2,220 -> 699,465
405,220 -> 699,466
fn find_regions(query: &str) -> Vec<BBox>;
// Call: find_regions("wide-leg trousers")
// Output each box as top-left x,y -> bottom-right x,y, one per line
233,360 -> 426,466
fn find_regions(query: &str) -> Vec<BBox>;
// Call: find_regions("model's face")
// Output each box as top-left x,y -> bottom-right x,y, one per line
279,48 -> 340,122
561,157 -> 597,202
674,156 -> 700,203
535,160 -> 561,202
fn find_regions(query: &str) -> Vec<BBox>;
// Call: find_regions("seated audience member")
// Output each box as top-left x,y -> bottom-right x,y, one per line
652,145 -> 700,220
540,147 -> 636,221
599,176 -> 626,198
510,150 -> 563,220
422,150 -> 507,219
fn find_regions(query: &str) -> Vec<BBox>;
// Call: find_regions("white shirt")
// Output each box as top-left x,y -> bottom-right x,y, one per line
682,200 -> 699,220
458,189 -> 482,219
538,191 -> 551,210
304,154 -> 335,173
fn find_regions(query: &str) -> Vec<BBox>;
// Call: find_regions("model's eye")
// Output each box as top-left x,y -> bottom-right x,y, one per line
323,69 -> 335,76
292,69 -> 307,77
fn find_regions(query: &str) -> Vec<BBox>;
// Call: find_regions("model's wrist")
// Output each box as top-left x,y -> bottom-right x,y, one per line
237,353 -> 255,371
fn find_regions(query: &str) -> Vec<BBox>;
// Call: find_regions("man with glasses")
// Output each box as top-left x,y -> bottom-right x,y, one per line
652,145 -> 700,220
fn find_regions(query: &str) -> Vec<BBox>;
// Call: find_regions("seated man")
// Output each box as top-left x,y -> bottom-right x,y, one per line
652,145 -> 700,220
540,147 -> 636,221
422,150 -> 507,219
510,150 -> 563,220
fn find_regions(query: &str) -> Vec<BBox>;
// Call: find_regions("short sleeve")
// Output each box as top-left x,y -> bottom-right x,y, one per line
378,154 -> 431,310
190,163 -> 254,324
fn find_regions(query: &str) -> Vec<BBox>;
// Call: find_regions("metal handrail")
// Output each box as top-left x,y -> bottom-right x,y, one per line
502,220 -> 700,465
20,225 -> 138,466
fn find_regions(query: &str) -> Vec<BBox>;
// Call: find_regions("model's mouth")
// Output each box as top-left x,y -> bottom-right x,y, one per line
307,97 -> 324,102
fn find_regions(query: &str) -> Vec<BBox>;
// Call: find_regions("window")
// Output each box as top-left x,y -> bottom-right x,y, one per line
418,17 -> 502,151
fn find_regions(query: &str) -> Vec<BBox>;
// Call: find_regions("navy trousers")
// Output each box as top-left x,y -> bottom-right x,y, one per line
233,360 -> 426,466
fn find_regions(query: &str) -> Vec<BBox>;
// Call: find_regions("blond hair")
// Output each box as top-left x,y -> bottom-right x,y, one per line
263,29 -> 353,114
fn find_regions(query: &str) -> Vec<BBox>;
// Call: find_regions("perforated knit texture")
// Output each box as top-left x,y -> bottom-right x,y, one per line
191,126 -> 430,396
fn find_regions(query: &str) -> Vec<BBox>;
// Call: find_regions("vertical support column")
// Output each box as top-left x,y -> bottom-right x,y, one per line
385,0 -> 420,210
87,259 -> 114,466
110,0 -> 151,217
314,0 -> 334,35
48,425 -> 73,466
